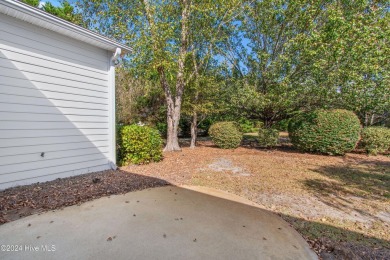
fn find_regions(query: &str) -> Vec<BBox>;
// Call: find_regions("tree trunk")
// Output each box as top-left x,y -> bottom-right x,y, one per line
163,0 -> 190,151
189,50 -> 200,149
163,0 -> 190,152
370,113 -> 375,126
364,112 -> 369,127
190,111 -> 198,148
144,0 -> 190,152
263,118 -> 273,129
164,95 -> 182,151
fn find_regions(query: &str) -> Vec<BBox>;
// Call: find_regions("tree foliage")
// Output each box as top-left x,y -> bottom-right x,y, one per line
225,0 -> 389,127
115,67 -> 165,125
22,0 -> 85,25
71,0 -> 388,151
42,1 -> 86,26
21,0 -> 39,7
77,0 -> 246,150
181,61 -> 225,147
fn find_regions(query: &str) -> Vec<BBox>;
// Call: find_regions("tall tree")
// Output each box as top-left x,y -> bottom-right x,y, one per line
226,0 -> 389,127
326,1 -> 390,125
223,0 -> 327,127
77,0 -> 245,151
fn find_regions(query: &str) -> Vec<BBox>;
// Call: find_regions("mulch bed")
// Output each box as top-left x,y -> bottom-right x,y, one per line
0,170 -> 169,224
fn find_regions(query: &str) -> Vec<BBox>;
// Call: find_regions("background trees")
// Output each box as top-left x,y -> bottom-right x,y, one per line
22,0 -> 85,25
35,0 -> 389,148
223,0 -> 389,128
76,0 -> 247,151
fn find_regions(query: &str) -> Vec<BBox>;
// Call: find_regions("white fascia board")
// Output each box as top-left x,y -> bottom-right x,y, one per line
0,0 -> 132,53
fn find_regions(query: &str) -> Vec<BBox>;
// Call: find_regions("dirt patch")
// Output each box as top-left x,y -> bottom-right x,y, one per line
206,158 -> 251,177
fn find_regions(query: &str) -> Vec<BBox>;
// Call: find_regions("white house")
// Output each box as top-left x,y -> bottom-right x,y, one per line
0,0 -> 132,189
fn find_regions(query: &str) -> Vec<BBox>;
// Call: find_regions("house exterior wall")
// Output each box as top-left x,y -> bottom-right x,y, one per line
0,14 -> 114,189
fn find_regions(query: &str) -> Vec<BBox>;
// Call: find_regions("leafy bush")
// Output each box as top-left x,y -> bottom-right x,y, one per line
118,124 -> 163,165
209,121 -> 242,149
288,109 -> 361,155
156,122 -> 167,136
199,118 -> 215,136
360,127 -> 390,155
273,119 -> 290,131
238,118 -> 254,133
254,121 -> 264,129
258,128 -> 279,147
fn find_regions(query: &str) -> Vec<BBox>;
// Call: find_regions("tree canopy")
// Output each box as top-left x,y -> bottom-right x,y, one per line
224,0 -> 389,127
29,0 -> 389,147
77,0 -> 247,150
22,0 -> 85,25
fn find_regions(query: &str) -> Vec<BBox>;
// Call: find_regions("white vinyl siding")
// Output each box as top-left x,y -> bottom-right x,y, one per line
0,14 -> 108,69
0,14 -> 113,189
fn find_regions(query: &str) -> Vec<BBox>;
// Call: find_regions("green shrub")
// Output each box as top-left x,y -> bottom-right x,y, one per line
288,109 -> 361,155
360,127 -> 390,155
156,122 -> 167,136
199,118 -> 214,135
273,119 -> 290,131
238,118 -> 254,133
118,124 -> 163,165
209,121 -> 242,149
258,128 -> 279,147
254,121 -> 264,129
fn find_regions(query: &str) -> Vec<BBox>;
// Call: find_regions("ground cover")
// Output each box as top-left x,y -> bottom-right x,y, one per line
1,134 -> 389,259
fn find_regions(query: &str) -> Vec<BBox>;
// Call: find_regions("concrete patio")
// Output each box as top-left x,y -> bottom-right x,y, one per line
0,186 -> 317,260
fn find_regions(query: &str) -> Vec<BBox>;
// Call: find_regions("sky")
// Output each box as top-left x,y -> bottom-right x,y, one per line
39,0 -> 66,7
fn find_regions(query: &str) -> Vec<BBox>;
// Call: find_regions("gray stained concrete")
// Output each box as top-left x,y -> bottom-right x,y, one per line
0,185 -> 317,260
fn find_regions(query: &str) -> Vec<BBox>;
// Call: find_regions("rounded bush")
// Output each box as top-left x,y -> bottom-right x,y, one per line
360,127 -> 390,155
118,124 -> 163,165
258,128 -> 279,147
288,109 -> 361,155
209,122 -> 242,149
